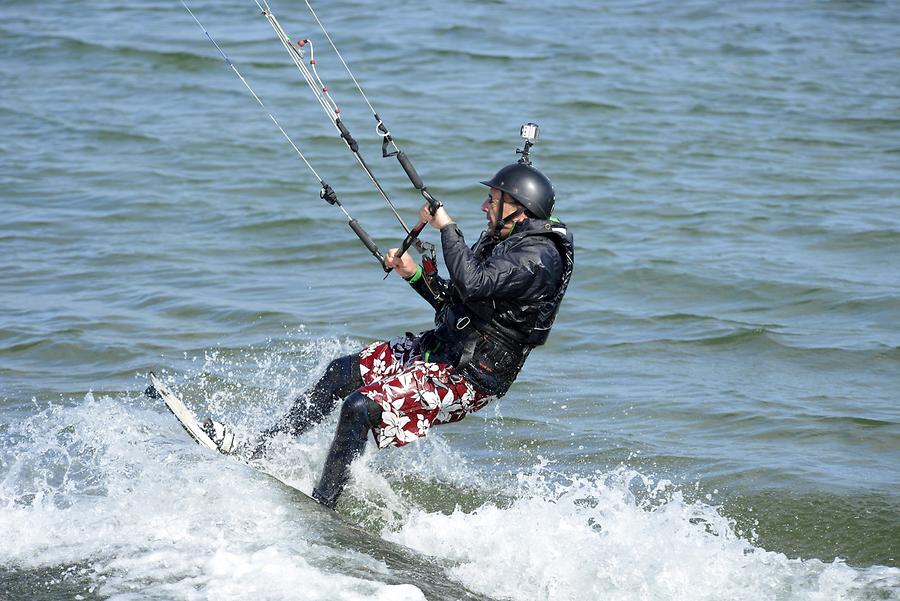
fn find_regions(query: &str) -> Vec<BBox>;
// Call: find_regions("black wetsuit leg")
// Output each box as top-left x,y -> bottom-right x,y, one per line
248,354 -> 362,458
312,391 -> 383,509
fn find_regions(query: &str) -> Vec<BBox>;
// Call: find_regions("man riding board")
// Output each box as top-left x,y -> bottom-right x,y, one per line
205,144 -> 574,509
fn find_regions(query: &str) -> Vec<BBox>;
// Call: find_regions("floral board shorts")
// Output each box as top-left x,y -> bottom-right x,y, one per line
357,333 -> 494,449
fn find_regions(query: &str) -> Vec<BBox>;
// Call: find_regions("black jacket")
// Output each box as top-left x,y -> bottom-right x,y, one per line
409,217 -> 574,396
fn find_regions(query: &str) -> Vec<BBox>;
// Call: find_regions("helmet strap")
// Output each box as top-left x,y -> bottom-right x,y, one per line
492,195 -> 524,240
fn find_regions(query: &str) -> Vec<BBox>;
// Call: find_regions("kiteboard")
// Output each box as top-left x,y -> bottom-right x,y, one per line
145,371 -> 499,598
148,372 -> 222,452
146,371 -> 323,507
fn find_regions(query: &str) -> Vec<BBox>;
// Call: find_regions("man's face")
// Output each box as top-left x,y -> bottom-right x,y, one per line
481,188 -> 521,236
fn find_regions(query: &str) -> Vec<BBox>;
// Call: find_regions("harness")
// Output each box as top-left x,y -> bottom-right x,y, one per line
437,220 -> 574,396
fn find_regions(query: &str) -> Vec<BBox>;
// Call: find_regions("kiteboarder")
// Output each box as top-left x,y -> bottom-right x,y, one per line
204,157 -> 574,509
177,1 -> 573,509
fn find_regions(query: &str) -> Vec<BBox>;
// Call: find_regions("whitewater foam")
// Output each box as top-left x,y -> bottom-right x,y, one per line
378,467 -> 899,601
2,342 -> 898,601
0,393 -> 428,600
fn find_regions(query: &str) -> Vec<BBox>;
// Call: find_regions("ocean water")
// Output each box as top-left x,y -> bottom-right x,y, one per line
1,0 -> 899,599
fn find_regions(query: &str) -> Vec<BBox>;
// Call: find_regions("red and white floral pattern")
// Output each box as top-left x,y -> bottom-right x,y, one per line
357,333 -> 493,448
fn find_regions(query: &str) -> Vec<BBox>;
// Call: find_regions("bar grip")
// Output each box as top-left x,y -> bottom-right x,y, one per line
421,189 -> 443,213
397,151 -> 424,190
348,219 -> 381,258
397,221 -> 427,259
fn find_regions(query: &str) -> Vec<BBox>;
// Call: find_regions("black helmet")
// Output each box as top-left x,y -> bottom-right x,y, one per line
480,163 -> 555,219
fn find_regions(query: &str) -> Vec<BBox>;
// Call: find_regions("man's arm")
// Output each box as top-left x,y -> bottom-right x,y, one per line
405,264 -> 450,310
440,224 -> 542,302
418,202 -> 556,302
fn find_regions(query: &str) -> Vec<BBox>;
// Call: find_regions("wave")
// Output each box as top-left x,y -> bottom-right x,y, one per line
556,98 -> 625,112
2,373 -> 898,600
377,466 -> 900,600
28,34 -> 220,68
2,26 -> 295,75
0,390 -> 484,601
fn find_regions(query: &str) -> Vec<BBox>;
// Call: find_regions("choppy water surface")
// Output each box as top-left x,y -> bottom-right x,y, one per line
1,0 -> 899,599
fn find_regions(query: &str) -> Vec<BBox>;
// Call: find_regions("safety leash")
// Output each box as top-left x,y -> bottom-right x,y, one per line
295,0 -> 444,209
180,0 -> 388,270
259,0 -> 444,268
181,0 -> 446,278
252,1 -> 418,240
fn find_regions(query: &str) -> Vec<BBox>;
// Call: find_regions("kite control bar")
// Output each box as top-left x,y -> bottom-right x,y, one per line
391,147 -> 443,261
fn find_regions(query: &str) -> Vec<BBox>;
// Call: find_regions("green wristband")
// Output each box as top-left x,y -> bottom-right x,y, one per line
405,265 -> 424,283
